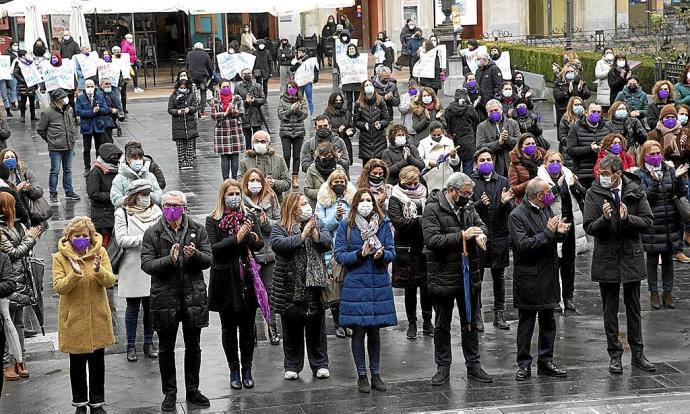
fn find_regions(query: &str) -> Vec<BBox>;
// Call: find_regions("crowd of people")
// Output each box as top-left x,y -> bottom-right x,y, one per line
0,17 -> 686,414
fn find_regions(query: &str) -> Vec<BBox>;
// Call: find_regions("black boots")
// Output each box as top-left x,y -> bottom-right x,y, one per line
406,321 -> 417,339
5,108 -> 12,117
430,367 -> 450,386
357,375 -> 370,393
242,367 -> 254,388
493,311 -> 509,330
126,346 -> 138,362
632,353 -> 656,372
230,369 -> 242,390
422,311 -> 434,336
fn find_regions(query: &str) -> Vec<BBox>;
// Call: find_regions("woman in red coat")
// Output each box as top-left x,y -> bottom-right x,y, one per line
593,132 -> 635,178
508,133 -> 546,203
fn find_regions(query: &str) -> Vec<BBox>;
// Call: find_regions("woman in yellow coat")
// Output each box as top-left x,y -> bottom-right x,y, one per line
52,216 -> 115,414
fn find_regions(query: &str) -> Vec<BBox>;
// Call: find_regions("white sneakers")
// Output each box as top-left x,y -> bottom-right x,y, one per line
134,87 -> 144,93
316,368 -> 330,379
284,371 -> 299,380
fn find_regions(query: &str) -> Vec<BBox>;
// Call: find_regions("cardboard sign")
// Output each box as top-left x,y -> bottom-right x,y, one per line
460,45 -> 487,75
413,45 -> 447,78
0,56 -> 11,80
18,61 -> 43,87
41,60 -> 75,91
494,51 -> 512,80
338,55 -> 368,86
76,53 -> 99,79
294,57 -> 318,87
119,53 -> 131,80
98,61 -> 121,87
217,52 -> 257,80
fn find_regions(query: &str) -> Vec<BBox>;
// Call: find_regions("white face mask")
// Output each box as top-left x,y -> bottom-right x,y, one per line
85,87 -> 95,95
616,60 -> 626,68
136,195 -> 151,208
605,53 -> 614,61
254,143 -> 268,154
422,96 -> 432,105
502,89 -> 512,97
103,86 -> 112,93
61,97 -> 69,105
599,175 -> 614,189
394,136 -> 406,147
299,205 -> 313,221
357,201 -> 374,217
248,181 -> 262,194
364,85 -> 375,95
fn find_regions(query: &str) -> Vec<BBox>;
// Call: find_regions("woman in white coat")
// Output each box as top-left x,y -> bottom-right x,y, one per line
536,150 -> 589,313
417,121 -> 459,192
595,48 -> 615,111
114,179 -> 162,362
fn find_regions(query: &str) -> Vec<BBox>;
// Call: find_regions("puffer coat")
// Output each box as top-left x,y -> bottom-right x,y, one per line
566,117 -> 613,187
445,92 -> 480,160
140,216 -> 213,331
236,80 -> 266,128
389,191 -> 427,288
381,143 -> 425,185
634,163 -> 685,253
334,217 -> 397,328
167,91 -> 199,141
0,218 -> 36,304
86,147 -> 122,230
277,93 -> 308,139
354,95 -> 391,161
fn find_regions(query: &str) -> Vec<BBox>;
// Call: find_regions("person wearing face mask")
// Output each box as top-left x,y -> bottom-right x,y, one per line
674,63 -> 690,106
536,151 -> 588,313
140,191 -> 213,411
240,169 -> 281,345
110,146 -> 163,208
398,19 -> 417,70
269,192 -> 332,381
30,39 -> 49,112
58,30 -> 81,59
444,89 -> 481,175
416,39 -> 444,94
370,66 -> 400,120
512,98 -> 548,147
460,39 -> 480,76
647,80 -> 676,130
647,104 -> 690,168
553,63 -> 591,128
240,25 -> 257,51
411,87 -> 445,145
476,99 -> 521,177
277,39 -> 296,91
354,80 -> 391,165
509,178 -> 571,382
12,50 -> 38,123
389,166 -> 433,339
53,216 -> 115,414
463,74 -> 486,120
304,142 -> 346,208
607,53 -> 631,104
86,143 -> 123,245
381,125 -> 425,185
558,97 -> 585,157
0,149 -> 41,228
333,188 -> 395,393
595,48 -> 615,109
37,88 -> 80,203
422,172 -> 492,386
370,31 -> 394,72
113,180 -> 162,363
474,53 -> 504,107
206,179 -> 266,390
678,104 -> 690,127
211,79 -> 245,180
236,68 -> 266,149
290,47 -> 319,118
339,41 -> 364,115
252,40 -> 272,97
583,155 -> 657,375
398,78 -> 420,137
110,46 -> 131,114
508,133 -> 547,204
356,159 -> 393,211
322,16 -> 338,40
315,169 -> 356,338
593,133 -> 635,178
614,76 -> 648,122
185,42 -> 214,118
76,79 -> 111,175
566,103 -> 613,189
417,122 -> 459,192
407,28 -> 425,77
75,46 -> 99,94
339,15 -> 355,36
278,81 -> 308,184
120,34 -> 142,93
633,141 -> 687,309
0,40 -> 18,117
99,77 -> 124,142
512,71 -> 533,103
604,101 -> 647,151
324,92 -> 355,163
238,130 -> 291,202
167,80 -> 200,169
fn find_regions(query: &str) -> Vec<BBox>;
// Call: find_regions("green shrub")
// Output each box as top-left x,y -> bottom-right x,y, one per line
491,42 -> 657,91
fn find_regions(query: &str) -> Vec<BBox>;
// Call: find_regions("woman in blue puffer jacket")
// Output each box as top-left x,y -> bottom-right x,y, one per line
315,169 -> 356,338
334,188 -> 396,394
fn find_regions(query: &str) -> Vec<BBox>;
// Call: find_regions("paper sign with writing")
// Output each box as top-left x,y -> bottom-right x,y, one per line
335,39 -> 358,63
98,61 -> 121,87
76,53 -> 99,79
217,52 -> 257,80
413,45 -> 447,78
119,53 -> 131,80
0,56 -> 11,80
494,51 -> 512,80
339,55 -> 368,86
294,57 -> 318,87
460,45 -> 487,75
18,61 -> 43,87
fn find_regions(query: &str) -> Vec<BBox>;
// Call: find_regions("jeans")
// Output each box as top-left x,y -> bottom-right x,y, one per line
220,309 -> 256,370
125,297 -> 153,348
69,348 -> 105,407
351,326 -> 381,376
157,320 -> 202,395
433,290 -> 481,370
192,76 -> 208,113
48,150 -> 74,195
404,285 -> 432,322
281,136 -> 304,176
281,312 -> 328,373
82,133 -> 106,170
220,154 -> 240,180
0,78 -> 17,108
299,83 -> 315,116
516,309 -> 556,368
645,251 -> 674,293
599,282 -> 643,359
480,266 -> 506,311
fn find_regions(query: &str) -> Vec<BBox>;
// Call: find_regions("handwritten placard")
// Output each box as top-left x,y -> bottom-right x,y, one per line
98,61 -> 121,87
76,53 -> 99,79
217,52 -> 257,80
335,39 -> 358,62
294,57 -> 318,87
460,45 -> 487,75
41,60 -> 76,91
413,45 -> 447,78
18,61 -> 43,87
494,50 -> 512,80
0,56 -> 11,80
339,55 -> 368,86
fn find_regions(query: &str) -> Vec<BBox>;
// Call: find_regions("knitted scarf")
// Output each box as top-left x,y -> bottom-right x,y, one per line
355,212 -> 380,244
656,121 -> 681,158
291,223 -> 327,301
390,184 -> 427,219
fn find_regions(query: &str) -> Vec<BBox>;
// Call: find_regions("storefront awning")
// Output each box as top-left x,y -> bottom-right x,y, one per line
179,0 -> 355,16
0,0 -> 96,17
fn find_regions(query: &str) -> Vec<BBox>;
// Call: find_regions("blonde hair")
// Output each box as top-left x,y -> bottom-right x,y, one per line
636,140 -> 663,168
211,179 -> 242,220
240,168 -> 275,205
324,169 -> 350,202
542,150 -> 564,165
279,192 -> 305,231
399,165 -> 421,185
63,216 -> 97,241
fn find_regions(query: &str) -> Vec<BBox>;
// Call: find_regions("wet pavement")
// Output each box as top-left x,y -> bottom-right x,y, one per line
0,85 -> 689,413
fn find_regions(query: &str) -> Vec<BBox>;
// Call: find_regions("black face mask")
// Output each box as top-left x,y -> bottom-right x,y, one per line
431,135 -> 443,142
628,85 -> 637,92
491,53 -> 500,60
316,128 -> 332,139
455,195 -> 470,208
514,80 -> 523,87
243,75 -> 252,82
332,184 -> 346,196
333,101 -> 344,110
369,175 -> 384,185
315,157 -> 337,176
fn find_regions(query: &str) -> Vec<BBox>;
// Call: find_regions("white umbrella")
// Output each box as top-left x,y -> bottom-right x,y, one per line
68,0 -> 90,50
22,0 -> 47,51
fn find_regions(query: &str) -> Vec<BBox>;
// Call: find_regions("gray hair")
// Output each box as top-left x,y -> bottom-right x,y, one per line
599,154 -> 623,173
163,190 -> 187,206
478,53 -> 491,61
376,65 -> 391,75
445,172 -> 475,190
525,178 -> 548,200
486,99 -> 501,111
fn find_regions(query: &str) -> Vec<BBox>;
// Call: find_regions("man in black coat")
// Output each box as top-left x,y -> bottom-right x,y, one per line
583,155 -> 656,374
422,172 -> 493,386
445,88 -> 480,175
566,103 -> 612,188
470,148 -> 514,330
509,178 -> 570,381
140,191 -> 213,411
474,54 -> 503,107
236,68 -> 267,149
186,42 -> 214,117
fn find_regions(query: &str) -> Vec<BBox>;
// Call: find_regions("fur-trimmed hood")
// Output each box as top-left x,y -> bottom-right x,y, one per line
316,181 -> 357,208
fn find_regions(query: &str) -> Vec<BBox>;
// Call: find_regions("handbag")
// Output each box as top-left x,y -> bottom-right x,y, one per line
674,196 -> 690,224
107,212 -> 128,274
322,274 -> 341,305
330,226 -> 350,283
23,195 -> 53,224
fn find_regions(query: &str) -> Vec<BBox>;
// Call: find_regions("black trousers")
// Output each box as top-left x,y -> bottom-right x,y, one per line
599,281 -> 643,358
559,228 -> 576,300
69,348 -> 105,406
220,308 -> 256,371
83,133 -> 106,170
404,284 -> 432,322
281,312 -> 329,373
516,309 -> 556,369
280,136 -> 304,176
243,126 -> 261,151
156,320 -> 202,396
18,94 -> 35,118
433,290 -> 481,370
479,266 -> 507,311
0,328 -> 4,397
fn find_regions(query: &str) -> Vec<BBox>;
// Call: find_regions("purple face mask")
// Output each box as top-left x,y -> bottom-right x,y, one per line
543,192 -> 556,207
663,118 -> 677,129
71,238 -> 90,252
287,86 -> 298,96
478,162 -> 494,175
610,143 -> 623,155
547,162 -> 562,176
523,144 -> 536,157
587,112 -> 601,124
658,89 -> 670,100
408,88 -> 417,96
467,80 -> 477,89
163,206 -> 184,222
516,106 -> 528,116
488,111 -> 502,122
645,154 -> 663,167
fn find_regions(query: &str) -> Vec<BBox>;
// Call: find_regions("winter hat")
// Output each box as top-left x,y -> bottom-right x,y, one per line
50,88 -> 68,101
660,104 -> 678,119
125,179 -> 152,198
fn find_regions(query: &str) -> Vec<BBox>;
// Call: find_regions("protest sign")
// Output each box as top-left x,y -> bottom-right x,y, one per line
98,61 -> 121,87
335,39 -> 358,64
18,61 -> 43,87
460,45 -> 487,75
76,53 -> 99,79
413,45 -> 447,78
339,55 -> 368,86
119,53 -> 131,79
294,57 -> 318,87
495,51 -> 512,80
217,52 -> 257,80
0,56 -> 11,80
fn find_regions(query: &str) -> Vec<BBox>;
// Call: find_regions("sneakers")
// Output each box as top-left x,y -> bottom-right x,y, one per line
335,326 -> 346,338
185,390 -> 210,407
143,343 -> 158,359
49,193 -> 58,203
134,87 -> 144,93
406,321 -> 417,339
161,393 -> 176,411
284,371 -> 299,380
65,192 -> 81,201
493,311 -> 510,330
268,326 -> 281,345
315,368 -> 330,379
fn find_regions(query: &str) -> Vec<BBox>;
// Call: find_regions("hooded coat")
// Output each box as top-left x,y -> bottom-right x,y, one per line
354,95 -> 391,161
0,216 -> 36,304
304,163 -> 346,208
59,37 -> 81,59
315,181 -> 357,273
474,61 -> 503,106
86,144 -> 123,229
614,85 -> 649,118
167,90 -> 199,141
252,40 -> 273,79
53,233 -> 116,354
445,89 -> 480,160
